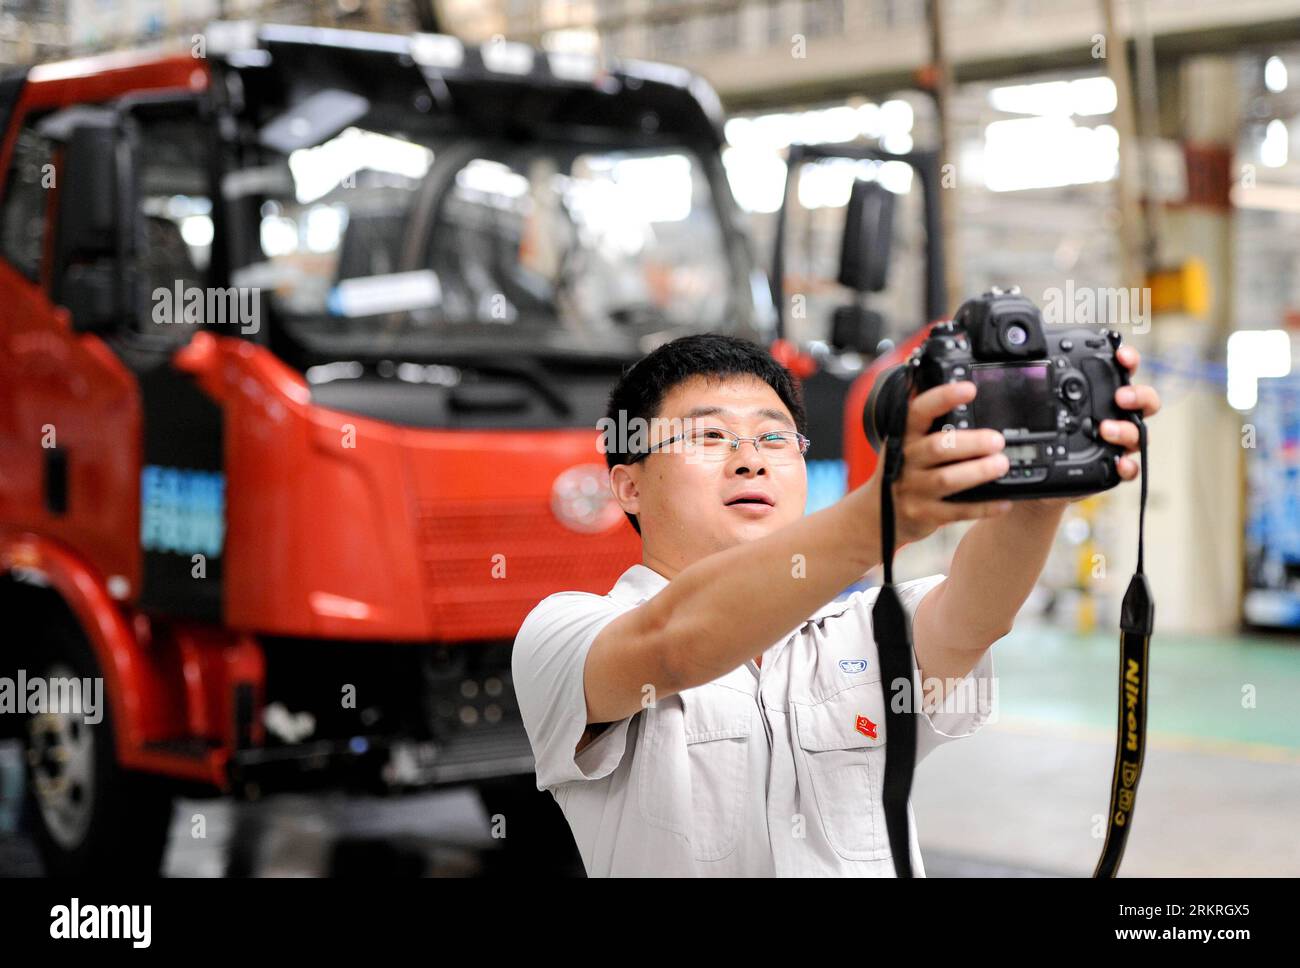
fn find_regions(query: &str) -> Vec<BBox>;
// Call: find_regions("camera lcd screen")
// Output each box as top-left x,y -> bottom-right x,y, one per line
970,363 -> 1055,432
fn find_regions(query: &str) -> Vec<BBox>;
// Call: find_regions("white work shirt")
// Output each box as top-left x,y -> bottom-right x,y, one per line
512,564 -> 995,876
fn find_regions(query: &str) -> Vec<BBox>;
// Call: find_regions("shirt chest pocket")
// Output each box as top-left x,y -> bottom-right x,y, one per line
793,681 -> 890,862
637,685 -> 753,863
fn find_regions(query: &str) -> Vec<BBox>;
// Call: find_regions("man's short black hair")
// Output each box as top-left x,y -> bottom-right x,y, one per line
604,333 -> 807,535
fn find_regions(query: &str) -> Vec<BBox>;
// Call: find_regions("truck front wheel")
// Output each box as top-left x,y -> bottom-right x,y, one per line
21,625 -> 175,877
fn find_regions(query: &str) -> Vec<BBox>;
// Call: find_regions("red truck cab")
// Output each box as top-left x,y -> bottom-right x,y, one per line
0,23 -> 768,873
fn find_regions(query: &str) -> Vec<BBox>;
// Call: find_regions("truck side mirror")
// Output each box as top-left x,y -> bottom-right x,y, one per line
837,178 -> 894,293
43,115 -> 123,332
58,124 -> 118,256
59,263 -> 119,333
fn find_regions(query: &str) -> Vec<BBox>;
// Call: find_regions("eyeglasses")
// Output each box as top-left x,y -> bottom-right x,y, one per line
629,427 -> 810,465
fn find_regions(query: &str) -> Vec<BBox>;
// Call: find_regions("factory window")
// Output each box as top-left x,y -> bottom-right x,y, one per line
0,123 -> 54,284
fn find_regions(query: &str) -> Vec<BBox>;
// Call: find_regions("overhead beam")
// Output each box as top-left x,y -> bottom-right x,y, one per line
666,7 -> 1300,110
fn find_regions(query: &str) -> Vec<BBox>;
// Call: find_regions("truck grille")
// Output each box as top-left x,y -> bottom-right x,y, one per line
415,499 -> 637,640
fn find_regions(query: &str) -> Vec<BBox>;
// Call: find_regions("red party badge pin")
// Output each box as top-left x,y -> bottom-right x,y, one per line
855,715 -> 877,739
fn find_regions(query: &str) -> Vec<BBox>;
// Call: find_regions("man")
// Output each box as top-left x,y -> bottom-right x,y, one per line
513,333 -> 1160,876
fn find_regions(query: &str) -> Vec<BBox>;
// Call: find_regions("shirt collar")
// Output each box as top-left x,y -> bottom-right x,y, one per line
608,563 -> 670,605
609,562 -> 858,621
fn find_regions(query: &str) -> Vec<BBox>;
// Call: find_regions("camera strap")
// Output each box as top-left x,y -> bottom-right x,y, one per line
872,364 -> 921,877
872,370 -> 1153,879
1095,416 -> 1153,877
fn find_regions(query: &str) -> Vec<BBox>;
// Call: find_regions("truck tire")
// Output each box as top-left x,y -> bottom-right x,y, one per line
20,623 -> 175,877
477,774 -> 584,875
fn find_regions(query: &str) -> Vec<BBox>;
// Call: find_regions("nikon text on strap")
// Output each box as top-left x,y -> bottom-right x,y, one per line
1094,417 -> 1153,877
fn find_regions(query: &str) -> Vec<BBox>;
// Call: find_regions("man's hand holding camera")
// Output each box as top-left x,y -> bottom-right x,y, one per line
1019,343 -> 1162,512
885,334 -> 1161,670
863,380 -> 1019,546
864,326 -> 1162,534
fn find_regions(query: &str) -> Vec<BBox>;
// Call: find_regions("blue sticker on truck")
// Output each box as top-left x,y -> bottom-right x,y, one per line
140,465 -> 226,557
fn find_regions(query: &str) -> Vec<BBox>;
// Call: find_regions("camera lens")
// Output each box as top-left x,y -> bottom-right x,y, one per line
1005,324 -> 1028,346
863,364 -> 910,452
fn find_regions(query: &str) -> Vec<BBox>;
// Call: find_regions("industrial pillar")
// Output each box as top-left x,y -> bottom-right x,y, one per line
1123,55 -> 1243,634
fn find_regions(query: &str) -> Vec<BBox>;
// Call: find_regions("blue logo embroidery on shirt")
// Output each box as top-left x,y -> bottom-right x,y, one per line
838,658 -> 869,674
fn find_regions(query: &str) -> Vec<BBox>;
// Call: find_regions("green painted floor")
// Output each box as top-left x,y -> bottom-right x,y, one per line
990,624 -> 1300,754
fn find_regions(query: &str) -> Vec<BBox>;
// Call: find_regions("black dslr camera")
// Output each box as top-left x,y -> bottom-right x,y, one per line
864,287 -> 1136,501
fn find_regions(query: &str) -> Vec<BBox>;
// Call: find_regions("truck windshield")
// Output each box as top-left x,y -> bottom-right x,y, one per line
233,119 -> 740,358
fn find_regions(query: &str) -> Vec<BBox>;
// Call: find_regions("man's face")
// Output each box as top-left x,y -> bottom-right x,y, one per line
611,375 -> 808,573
